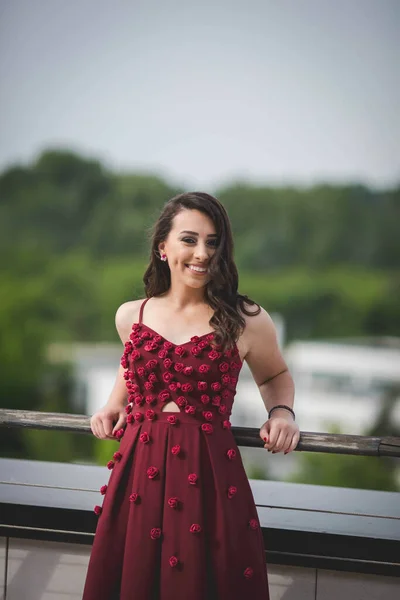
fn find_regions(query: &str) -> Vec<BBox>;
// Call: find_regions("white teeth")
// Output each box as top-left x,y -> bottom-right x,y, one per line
187,265 -> 207,273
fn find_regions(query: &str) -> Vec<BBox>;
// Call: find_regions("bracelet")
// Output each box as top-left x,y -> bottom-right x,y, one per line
268,405 -> 295,420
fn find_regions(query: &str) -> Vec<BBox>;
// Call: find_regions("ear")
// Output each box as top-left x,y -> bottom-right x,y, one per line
158,242 -> 165,255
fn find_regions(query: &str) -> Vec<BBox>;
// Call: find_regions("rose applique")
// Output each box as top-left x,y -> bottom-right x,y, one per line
150,528 -> 162,540
168,497 -> 180,509
171,444 -> 181,456
147,466 -> 159,479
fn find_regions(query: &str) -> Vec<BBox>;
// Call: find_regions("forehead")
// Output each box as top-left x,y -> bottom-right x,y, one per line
170,209 -> 216,235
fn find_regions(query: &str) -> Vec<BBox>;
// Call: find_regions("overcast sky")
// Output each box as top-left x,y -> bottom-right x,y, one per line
0,0 -> 399,190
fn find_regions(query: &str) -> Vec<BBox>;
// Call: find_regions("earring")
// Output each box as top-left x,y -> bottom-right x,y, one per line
160,253 -> 167,262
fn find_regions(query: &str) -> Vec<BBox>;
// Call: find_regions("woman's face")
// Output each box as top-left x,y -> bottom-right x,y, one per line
159,209 -> 219,289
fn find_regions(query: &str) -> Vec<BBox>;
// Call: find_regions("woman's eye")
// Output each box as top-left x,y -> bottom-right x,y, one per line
181,238 -> 218,247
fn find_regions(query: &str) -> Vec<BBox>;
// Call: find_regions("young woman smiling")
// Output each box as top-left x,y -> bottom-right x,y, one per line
83,192 -> 299,600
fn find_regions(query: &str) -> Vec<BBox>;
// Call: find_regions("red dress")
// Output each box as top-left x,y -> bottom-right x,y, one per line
83,298 -> 270,600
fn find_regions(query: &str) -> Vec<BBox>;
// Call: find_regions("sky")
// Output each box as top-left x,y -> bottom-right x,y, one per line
0,0 -> 399,191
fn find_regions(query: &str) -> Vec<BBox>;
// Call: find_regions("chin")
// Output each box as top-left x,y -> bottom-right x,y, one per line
187,280 -> 207,289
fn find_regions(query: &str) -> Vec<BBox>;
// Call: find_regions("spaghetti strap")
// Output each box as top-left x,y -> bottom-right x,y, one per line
138,297 -> 150,324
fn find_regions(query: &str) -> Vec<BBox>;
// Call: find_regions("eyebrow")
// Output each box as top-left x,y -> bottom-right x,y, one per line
179,230 -> 218,237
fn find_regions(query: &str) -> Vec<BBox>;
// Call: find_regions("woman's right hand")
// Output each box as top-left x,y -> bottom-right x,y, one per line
90,403 -> 127,440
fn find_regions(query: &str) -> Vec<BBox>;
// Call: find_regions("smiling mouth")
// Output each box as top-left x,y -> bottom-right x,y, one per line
186,264 -> 208,275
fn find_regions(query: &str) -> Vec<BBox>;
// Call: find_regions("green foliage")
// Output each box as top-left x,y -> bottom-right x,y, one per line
219,182 -> 400,271
246,463 -> 270,481
93,437 -> 121,466
240,267 -> 397,340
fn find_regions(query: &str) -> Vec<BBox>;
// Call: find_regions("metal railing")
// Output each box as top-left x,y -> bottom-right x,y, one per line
1,409 -> 399,457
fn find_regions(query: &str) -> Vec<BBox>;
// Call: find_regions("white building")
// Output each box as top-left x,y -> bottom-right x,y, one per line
284,338 -> 400,435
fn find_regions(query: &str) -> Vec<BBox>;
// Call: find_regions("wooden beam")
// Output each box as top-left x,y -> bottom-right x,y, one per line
1,409 -> 399,457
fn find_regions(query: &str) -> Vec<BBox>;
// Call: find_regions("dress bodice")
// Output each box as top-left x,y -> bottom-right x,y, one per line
120,300 -> 243,428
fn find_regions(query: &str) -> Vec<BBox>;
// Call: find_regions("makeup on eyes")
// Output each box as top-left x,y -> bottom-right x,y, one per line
179,230 -> 218,246
181,237 -> 218,247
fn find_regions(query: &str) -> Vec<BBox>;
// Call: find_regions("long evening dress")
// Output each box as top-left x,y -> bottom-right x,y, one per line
83,297 -> 269,599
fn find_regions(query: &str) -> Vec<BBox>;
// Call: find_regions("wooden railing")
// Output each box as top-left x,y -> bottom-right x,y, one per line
1,409 -> 399,457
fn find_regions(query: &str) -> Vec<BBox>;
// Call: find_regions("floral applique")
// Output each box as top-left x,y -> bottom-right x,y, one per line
150,528 -> 162,540
243,567 -> 254,579
158,390 -> 170,403
201,423 -> 213,434
208,350 -> 221,361
176,396 -> 187,408
181,383 -> 193,393
147,466 -> 159,479
163,358 -> 173,370
248,519 -> 259,530
227,485 -> 237,499
168,497 -> 180,509
169,556 -> 179,568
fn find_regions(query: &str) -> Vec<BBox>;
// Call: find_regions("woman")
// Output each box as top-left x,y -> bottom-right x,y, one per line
83,192 -> 299,600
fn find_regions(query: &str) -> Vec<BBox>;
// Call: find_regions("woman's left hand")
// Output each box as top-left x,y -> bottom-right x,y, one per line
259,412 -> 300,454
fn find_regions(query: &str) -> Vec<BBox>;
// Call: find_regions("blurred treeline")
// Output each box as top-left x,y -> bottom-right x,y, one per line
1,149 -> 399,489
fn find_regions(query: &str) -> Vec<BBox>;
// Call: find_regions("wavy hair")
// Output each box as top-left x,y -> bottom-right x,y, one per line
143,192 -> 260,351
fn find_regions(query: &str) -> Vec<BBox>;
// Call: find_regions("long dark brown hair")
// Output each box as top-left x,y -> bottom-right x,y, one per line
143,192 -> 261,351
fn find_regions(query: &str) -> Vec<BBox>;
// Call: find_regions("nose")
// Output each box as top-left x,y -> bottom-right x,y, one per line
194,241 -> 210,262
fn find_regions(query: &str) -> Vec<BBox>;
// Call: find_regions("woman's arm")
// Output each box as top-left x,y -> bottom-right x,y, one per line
90,300 -> 142,440
243,307 -> 300,454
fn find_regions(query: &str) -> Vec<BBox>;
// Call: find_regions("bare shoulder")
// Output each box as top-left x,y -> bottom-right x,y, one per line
238,301 -> 286,385
115,299 -> 145,344
240,301 -> 277,347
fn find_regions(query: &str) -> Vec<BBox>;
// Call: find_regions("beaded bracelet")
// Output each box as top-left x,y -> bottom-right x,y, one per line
268,405 -> 295,420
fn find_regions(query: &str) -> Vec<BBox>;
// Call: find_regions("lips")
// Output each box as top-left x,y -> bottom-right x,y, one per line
186,264 -> 208,274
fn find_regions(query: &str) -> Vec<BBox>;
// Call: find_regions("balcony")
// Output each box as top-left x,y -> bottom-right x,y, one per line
0,410 -> 399,600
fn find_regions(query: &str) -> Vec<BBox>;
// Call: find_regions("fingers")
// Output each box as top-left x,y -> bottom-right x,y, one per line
259,425 -> 269,445
90,416 -> 109,440
285,430 -> 301,455
264,422 -> 280,450
262,419 -> 300,454
270,430 -> 290,453
90,412 -> 121,440
112,415 -> 126,437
